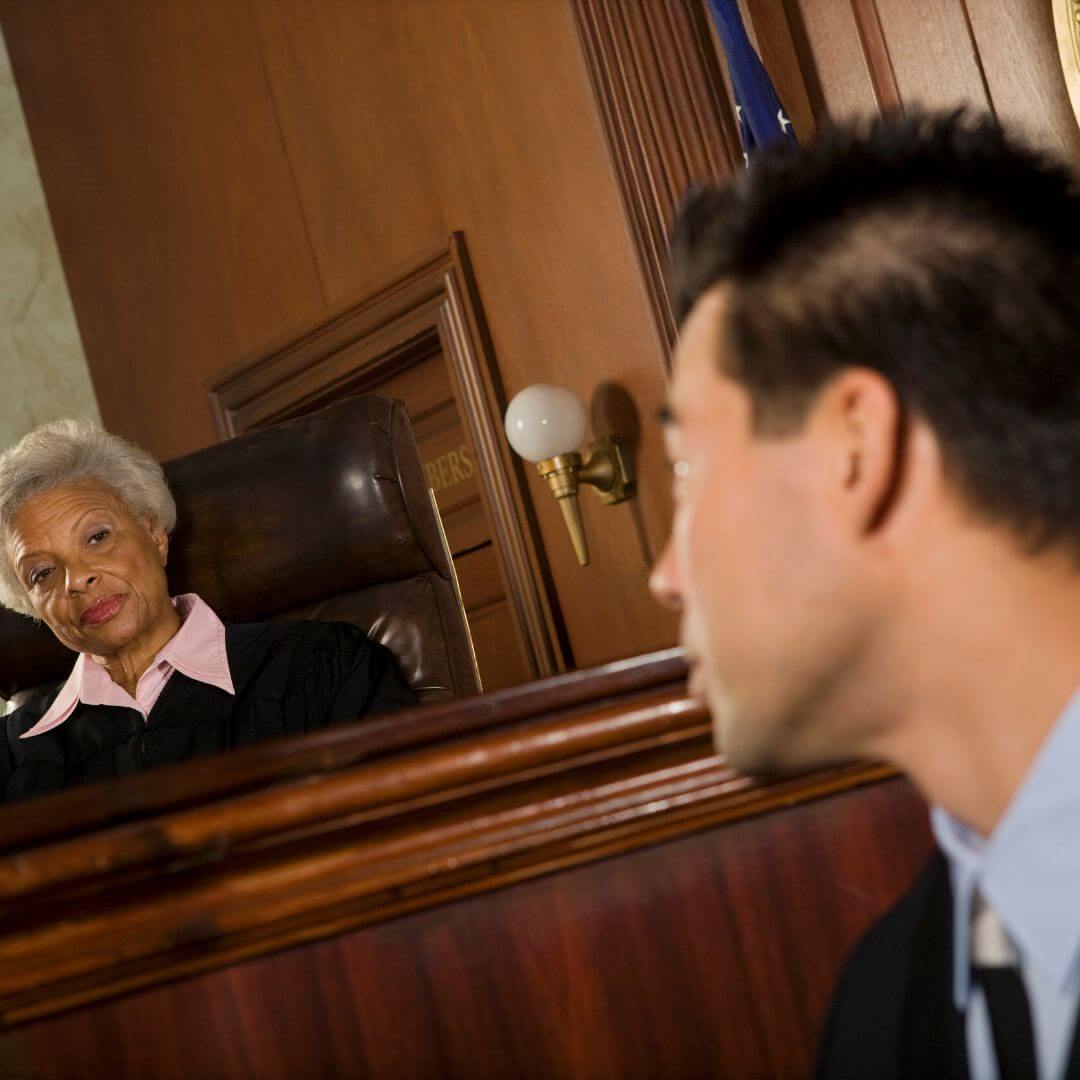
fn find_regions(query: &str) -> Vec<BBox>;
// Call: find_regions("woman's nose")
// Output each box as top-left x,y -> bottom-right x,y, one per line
649,537 -> 683,612
65,564 -> 98,595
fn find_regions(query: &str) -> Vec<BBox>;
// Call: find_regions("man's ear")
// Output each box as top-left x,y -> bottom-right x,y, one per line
815,368 -> 904,536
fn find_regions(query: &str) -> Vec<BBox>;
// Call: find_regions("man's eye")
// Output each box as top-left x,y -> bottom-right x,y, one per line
29,567 -> 53,587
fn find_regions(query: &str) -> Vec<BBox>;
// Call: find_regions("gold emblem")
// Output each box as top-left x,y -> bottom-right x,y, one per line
1055,0 -> 1080,129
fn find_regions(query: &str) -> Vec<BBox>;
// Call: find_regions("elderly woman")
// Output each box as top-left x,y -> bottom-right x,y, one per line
0,419 -> 416,802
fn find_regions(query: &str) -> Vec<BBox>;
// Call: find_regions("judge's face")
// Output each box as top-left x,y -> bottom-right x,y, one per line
650,288 -> 868,774
8,480 -> 173,658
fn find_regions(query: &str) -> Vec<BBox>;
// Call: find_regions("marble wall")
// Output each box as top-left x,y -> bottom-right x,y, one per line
0,26 -> 100,451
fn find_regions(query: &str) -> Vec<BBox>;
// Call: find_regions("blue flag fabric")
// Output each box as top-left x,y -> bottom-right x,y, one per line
706,0 -> 797,164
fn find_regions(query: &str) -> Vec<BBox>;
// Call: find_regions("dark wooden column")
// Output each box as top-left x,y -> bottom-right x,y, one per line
570,0 -> 742,362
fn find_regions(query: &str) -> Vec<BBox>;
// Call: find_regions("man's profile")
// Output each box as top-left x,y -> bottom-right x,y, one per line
650,111 -> 1080,1077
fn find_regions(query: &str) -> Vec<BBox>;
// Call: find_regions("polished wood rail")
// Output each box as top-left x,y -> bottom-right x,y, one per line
0,650 -> 932,1078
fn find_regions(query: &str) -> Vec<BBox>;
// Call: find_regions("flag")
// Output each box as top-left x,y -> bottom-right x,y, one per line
706,0 -> 797,164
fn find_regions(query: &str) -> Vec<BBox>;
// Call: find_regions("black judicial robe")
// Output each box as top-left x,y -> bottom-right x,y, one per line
816,852 -> 1080,1079
1,621 -> 417,803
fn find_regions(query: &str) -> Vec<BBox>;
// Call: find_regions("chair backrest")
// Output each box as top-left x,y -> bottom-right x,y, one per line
0,396 -> 480,705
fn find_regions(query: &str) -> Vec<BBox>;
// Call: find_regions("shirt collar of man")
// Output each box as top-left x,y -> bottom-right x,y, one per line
19,593 -> 235,739
933,684 -> 1080,1009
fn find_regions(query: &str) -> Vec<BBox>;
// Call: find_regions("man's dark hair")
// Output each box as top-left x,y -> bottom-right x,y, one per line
668,110 -> 1080,552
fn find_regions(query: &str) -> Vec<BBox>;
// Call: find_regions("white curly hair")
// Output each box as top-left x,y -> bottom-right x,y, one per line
0,419 -> 176,616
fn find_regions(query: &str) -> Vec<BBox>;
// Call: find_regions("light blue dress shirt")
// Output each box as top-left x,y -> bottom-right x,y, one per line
932,686 -> 1080,1080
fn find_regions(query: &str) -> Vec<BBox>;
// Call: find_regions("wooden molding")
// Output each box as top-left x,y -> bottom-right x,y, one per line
851,0 -> 903,113
0,649 -> 690,852
570,0 -> 741,362
205,233 -> 567,682
0,649 -> 893,1025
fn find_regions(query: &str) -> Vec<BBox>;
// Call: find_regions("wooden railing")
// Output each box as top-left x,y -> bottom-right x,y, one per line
0,650 -> 931,1077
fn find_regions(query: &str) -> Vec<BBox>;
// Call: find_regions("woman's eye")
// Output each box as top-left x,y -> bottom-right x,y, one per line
29,567 -> 53,587
87,529 -> 109,545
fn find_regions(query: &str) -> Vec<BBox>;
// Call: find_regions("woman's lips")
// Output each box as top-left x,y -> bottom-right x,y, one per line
80,594 -> 125,627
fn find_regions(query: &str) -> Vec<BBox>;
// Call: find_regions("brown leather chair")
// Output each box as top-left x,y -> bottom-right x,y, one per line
0,395 -> 480,708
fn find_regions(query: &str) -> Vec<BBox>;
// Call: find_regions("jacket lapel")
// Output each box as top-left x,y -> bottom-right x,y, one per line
900,854 -> 970,1080
1062,1007 -> 1080,1079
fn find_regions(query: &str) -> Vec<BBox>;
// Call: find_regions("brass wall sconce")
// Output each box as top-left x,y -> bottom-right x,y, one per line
504,384 -> 635,566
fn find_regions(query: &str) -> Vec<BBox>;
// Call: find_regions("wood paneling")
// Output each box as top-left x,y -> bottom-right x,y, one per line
246,0 -> 679,669
873,0 -> 992,111
0,649 -> 933,1076
0,649 -> 899,1027
966,0 -> 1080,163
567,0 -> 1080,595
792,4 -> 874,121
7,0 -> 1076,675
850,0 -> 903,113
0,0 -> 325,460
570,0 -> 740,358
10,778 -> 930,1079
0,0 -> 679,671
784,0 -> 1080,172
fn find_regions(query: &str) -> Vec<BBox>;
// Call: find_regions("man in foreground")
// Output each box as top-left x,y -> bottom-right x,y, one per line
650,111 -> 1080,1078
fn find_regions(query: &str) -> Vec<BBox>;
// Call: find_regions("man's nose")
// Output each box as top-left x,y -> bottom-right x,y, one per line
649,537 -> 683,611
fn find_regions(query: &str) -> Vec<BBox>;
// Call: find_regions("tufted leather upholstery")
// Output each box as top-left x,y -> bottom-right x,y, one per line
0,396 -> 480,706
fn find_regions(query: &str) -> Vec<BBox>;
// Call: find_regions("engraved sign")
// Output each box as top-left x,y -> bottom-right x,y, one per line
424,444 -> 475,494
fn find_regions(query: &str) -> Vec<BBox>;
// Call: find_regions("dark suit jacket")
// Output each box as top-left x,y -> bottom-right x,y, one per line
817,852 -> 1080,1079
2,620 -> 417,802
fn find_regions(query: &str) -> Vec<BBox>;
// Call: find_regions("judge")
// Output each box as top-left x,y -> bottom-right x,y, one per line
0,419 -> 417,802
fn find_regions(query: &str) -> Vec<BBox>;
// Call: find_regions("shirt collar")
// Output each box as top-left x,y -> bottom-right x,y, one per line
20,593 -> 233,739
933,684 -> 1080,1007
156,593 -> 234,693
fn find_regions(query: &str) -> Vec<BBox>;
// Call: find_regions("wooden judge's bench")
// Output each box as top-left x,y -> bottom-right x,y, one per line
0,651 -> 932,1079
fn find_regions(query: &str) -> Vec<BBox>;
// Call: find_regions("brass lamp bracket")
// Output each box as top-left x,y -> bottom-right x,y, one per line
536,436 -> 635,566
578,436 -> 634,505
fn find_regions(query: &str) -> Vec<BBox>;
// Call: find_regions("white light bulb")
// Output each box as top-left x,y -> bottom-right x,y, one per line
504,384 -> 589,463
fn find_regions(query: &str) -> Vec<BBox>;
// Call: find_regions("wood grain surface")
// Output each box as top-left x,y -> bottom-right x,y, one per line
0,647 -> 926,1080
570,0 -> 740,359
784,0 -> 1080,172
0,0 -> 679,670
3,768 -> 931,1079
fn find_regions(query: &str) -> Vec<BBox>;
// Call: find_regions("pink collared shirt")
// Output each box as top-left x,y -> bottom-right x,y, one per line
21,593 -> 235,739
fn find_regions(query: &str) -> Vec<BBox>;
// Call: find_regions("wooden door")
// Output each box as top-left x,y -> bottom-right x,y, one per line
207,236 -> 566,693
